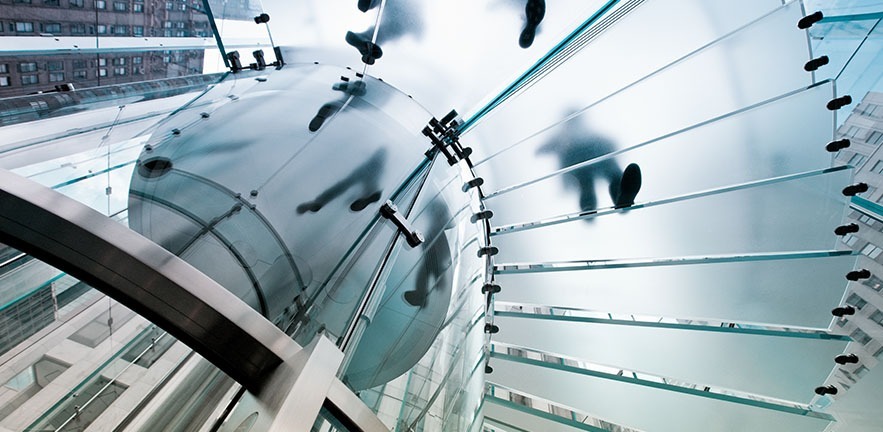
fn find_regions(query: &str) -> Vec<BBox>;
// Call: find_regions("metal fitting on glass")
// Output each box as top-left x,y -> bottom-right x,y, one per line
471,210 -> 494,223
482,283 -> 502,294
834,223 -> 859,236
379,201 -> 424,247
832,305 -> 856,317
804,56 -> 829,72
827,95 -> 853,111
478,246 -> 499,257
846,269 -> 871,281
484,323 -> 500,334
834,354 -> 859,365
826,138 -> 850,152
815,385 -> 838,396
798,11 -> 824,29
842,182 -> 869,196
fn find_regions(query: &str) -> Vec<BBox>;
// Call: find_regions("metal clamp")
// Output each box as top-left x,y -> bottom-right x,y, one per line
380,201 -> 424,247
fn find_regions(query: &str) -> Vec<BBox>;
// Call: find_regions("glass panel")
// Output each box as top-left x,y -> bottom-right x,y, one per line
489,359 -> 832,432
341,157 -> 487,430
491,168 -> 851,263
472,1 -> 811,193
257,0 -> 615,114
493,315 -> 848,402
203,0 -> 273,73
830,22 -> 883,124
484,82 -> 837,227
464,0 -> 787,163
494,253 -> 858,329
808,19 -> 877,84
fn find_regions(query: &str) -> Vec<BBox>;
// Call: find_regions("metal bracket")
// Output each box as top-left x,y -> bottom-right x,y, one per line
380,201 -> 424,247
422,109 -> 474,166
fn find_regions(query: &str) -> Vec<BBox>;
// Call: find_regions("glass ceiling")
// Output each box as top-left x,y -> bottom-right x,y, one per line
1,0 -> 883,430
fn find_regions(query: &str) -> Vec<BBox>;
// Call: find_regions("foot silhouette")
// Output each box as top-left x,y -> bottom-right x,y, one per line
520,0 -> 546,48
345,31 -> 383,64
350,191 -> 382,211
614,163 -> 642,208
309,102 -> 342,132
296,201 -> 323,214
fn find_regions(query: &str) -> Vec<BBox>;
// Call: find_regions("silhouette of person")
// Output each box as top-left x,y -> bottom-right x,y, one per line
296,147 -> 387,213
520,0 -> 546,48
403,199 -> 452,308
536,118 -> 642,212
347,0 -> 424,64
309,79 -> 367,132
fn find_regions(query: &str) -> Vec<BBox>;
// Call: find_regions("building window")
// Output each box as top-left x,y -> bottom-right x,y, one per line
0,64 -> 7,73
849,153 -> 866,166
44,0 -> 60,5
70,23 -> 86,34
175,30 -> 186,37
113,57 -> 126,66
861,244 -> 882,259
0,77 -> 9,87
47,61 -> 63,71
114,67 -> 126,76
851,328 -> 872,345
133,3 -> 142,12
97,24 -> 107,34
20,75 -> 39,85
112,25 -> 128,35
18,62 -> 37,73
98,69 -> 107,77
113,1 -> 126,11
132,56 -> 142,64
95,0 -> 105,8
176,21 -> 185,29
15,22 -> 34,32
14,0 -> 32,3
72,60 -> 87,69
70,0 -> 84,7
42,23 -> 61,34
843,234 -> 859,247
49,72 -> 64,82
864,275 -> 883,292
855,365 -> 869,378
98,58 -> 106,66
73,70 -> 87,79
847,293 -> 868,310
870,309 -> 883,326
163,21 -> 172,29
875,346 -> 883,359
165,1 -> 173,9
133,25 -> 143,36
868,131 -> 883,146
845,125 -> 863,138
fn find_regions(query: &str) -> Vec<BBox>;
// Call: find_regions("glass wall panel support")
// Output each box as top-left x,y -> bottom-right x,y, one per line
820,12 -> 883,23
490,343 -> 835,421
494,305 -> 851,341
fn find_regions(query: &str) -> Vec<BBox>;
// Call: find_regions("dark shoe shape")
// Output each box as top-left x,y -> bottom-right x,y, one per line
519,0 -> 546,48
357,0 -> 380,12
346,31 -> 383,63
297,201 -> 323,214
614,163 -> 642,209
350,191 -> 382,211
309,103 -> 341,132
403,289 -> 426,307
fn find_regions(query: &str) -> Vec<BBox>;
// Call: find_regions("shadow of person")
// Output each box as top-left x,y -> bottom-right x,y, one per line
403,199 -> 453,308
297,147 -> 387,214
347,0 -> 424,64
309,79 -> 367,133
536,118 -> 642,215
